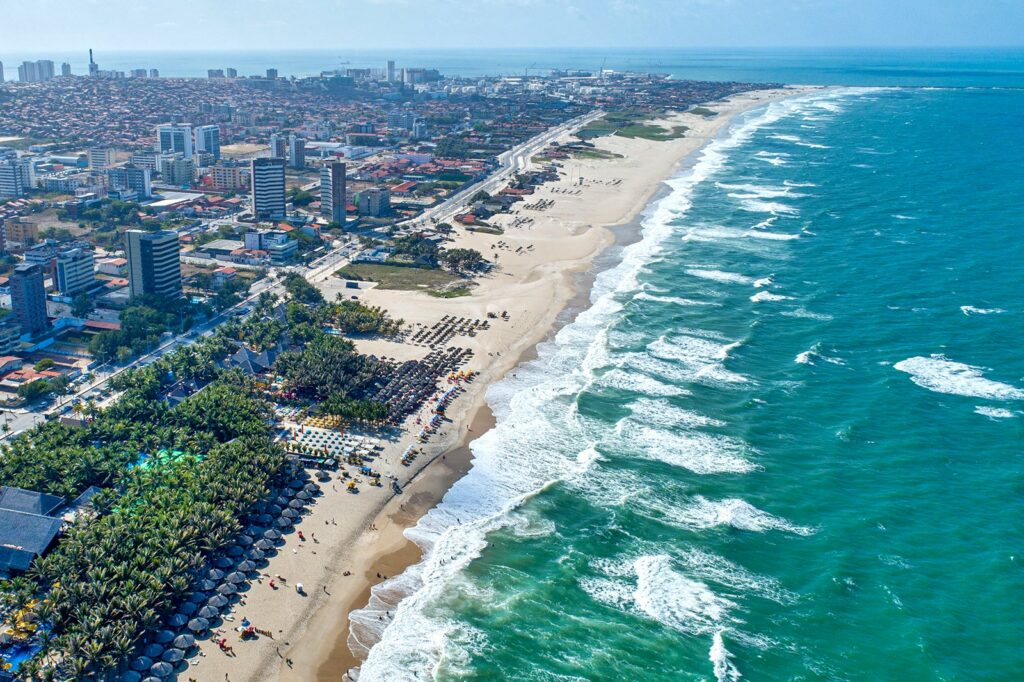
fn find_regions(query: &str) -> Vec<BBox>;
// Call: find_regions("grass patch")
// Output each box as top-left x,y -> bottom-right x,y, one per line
466,225 -> 504,235
576,110 -> 686,142
428,285 -> 473,298
689,106 -> 718,118
336,263 -> 464,293
572,148 -> 624,160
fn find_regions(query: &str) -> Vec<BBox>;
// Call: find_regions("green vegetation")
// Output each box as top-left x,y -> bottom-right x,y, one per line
439,247 -> 487,274
572,148 -> 624,160
577,109 -> 688,142
434,136 -> 473,159
283,271 -> 325,305
428,284 -> 474,298
336,263 -> 464,293
689,106 -> 718,117
87,297 -> 192,364
288,186 -> 316,207
276,334 -> 378,403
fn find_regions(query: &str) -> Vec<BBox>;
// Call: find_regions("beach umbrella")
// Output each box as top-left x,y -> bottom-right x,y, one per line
247,548 -> 266,561
216,583 -> 238,595
206,568 -> 225,581
177,601 -> 197,616
207,594 -> 228,608
263,529 -> 282,540
288,499 -> 305,509
296,490 -> 313,500
167,613 -> 188,628
119,672 -> 142,682
186,591 -> 206,604
187,617 -> 209,632
225,571 -> 246,584
255,539 -> 274,551
237,560 -> 256,573
197,579 -> 217,591
153,629 -> 176,644
316,470 -> 331,481
267,504 -> 284,514
161,648 -> 184,663
275,516 -> 293,527
225,545 -> 244,557
282,507 -> 300,519
275,495 -> 291,506
173,634 -> 195,649
289,478 -> 306,489
130,656 -> 154,671
197,605 -> 219,619
256,513 -> 275,525
214,556 -> 233,568
141,677 -> 162,682
149,661 -> 173,677
142,643 -> 164,658
236,533 -> 254,546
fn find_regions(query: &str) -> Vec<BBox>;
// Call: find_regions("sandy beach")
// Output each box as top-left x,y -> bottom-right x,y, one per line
188,86 -> 814,682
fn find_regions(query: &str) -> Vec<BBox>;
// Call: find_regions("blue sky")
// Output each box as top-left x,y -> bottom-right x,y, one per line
3,0 -> 1022,51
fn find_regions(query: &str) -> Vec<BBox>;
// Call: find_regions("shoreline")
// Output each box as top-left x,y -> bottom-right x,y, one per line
190,86 -> 815,682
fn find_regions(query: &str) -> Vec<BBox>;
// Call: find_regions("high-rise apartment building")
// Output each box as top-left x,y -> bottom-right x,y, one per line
10,263 -> 49,336
149,68 -> 159,78
156,124 -> 193,157
107,165 -> 152,198
125,230 -> 182,300
357,188 -> 391,217
320,162 -> 347,225
88,147 -> 113,169
0,160 -> 27,198
88,49 -> 99,77
61,62 -> 72,77
269,134 -> 287,158
387,60 -> 396,82
210,165 -> 246,191
266,68 -> 278,79
159,155 -> 195,186
55,246 -> 96,297
194,125 -> 221,161
0,61 -> 4,83
287,135 -> 305,169
251,158 -> 286,220
226,67 -> 237,78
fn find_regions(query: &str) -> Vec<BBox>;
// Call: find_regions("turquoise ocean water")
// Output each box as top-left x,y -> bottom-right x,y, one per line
350,64 -> 1024,680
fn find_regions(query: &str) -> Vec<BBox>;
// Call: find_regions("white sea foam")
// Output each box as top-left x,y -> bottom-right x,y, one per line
770,133 -> 801,143
892,213 -> 918,220
711,630 -> 742,682
753,276 -> 773,288
685,268 -> 755,285
653,495 -> 815,536
356,87 -> 865,681
612,420 -> 755,474
752,216 -> 777,229
781,308 -> 834,321
894,355 -> 1024,400
646,334 -> 749,385
738,198 -> 800,215
628,397 -> 726,428
960,305 -> 1006,316
598,368 -> 690,396
633,291 -> 712,307
718,181 -> 806,199
975,406 -> 1016,419
794,343 -> 846,366
750,290 -> 792,302
747,230 -> 799,241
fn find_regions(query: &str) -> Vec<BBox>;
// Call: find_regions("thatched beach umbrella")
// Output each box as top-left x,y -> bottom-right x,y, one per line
197,605 -> 219,619
167,613 -> 188,628
276,516 -> 293,527
236,560 -> 256,573
216,582 -> 238,595
173,634 -> 195,649
235,533 -> 254,546
149,660 -> 173,677
130,656 -> 153,671
255,539 -> 274,551
304,482 -> 320,493
141,677 -> 162,682
206,594 -> 228,608
247,548 -> 266,561
288,499 -> 305,509
186,591 -> 206,604
142,643 -> 164,658
153,629 -> 175,644
161,648 -> 184,663
281,507 -> 300,519
177,601 -> 198,616
214,556 -> 233,568
187,617 -> 210,632
295,490 -> 312,501
119,671 -> 142,682
206,568 -> 225,581
197,579 -> 217,591
256,513 -> 275,525
225,571 -> 246,584
263,529 -> 282,540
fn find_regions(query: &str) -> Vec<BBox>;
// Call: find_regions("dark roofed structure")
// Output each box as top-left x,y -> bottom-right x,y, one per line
0,486 -> 68,573
0,486 -> 65,516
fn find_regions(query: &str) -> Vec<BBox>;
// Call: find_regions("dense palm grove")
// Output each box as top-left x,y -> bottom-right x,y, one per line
0,288 -> 406,679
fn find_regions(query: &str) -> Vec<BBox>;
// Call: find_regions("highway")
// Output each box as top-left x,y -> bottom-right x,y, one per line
0,109 -> 603,440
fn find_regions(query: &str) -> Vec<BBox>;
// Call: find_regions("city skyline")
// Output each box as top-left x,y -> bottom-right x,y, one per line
1,0 -> 1021,52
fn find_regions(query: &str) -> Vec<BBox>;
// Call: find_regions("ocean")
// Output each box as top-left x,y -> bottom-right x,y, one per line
349,63 -> 1024,680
